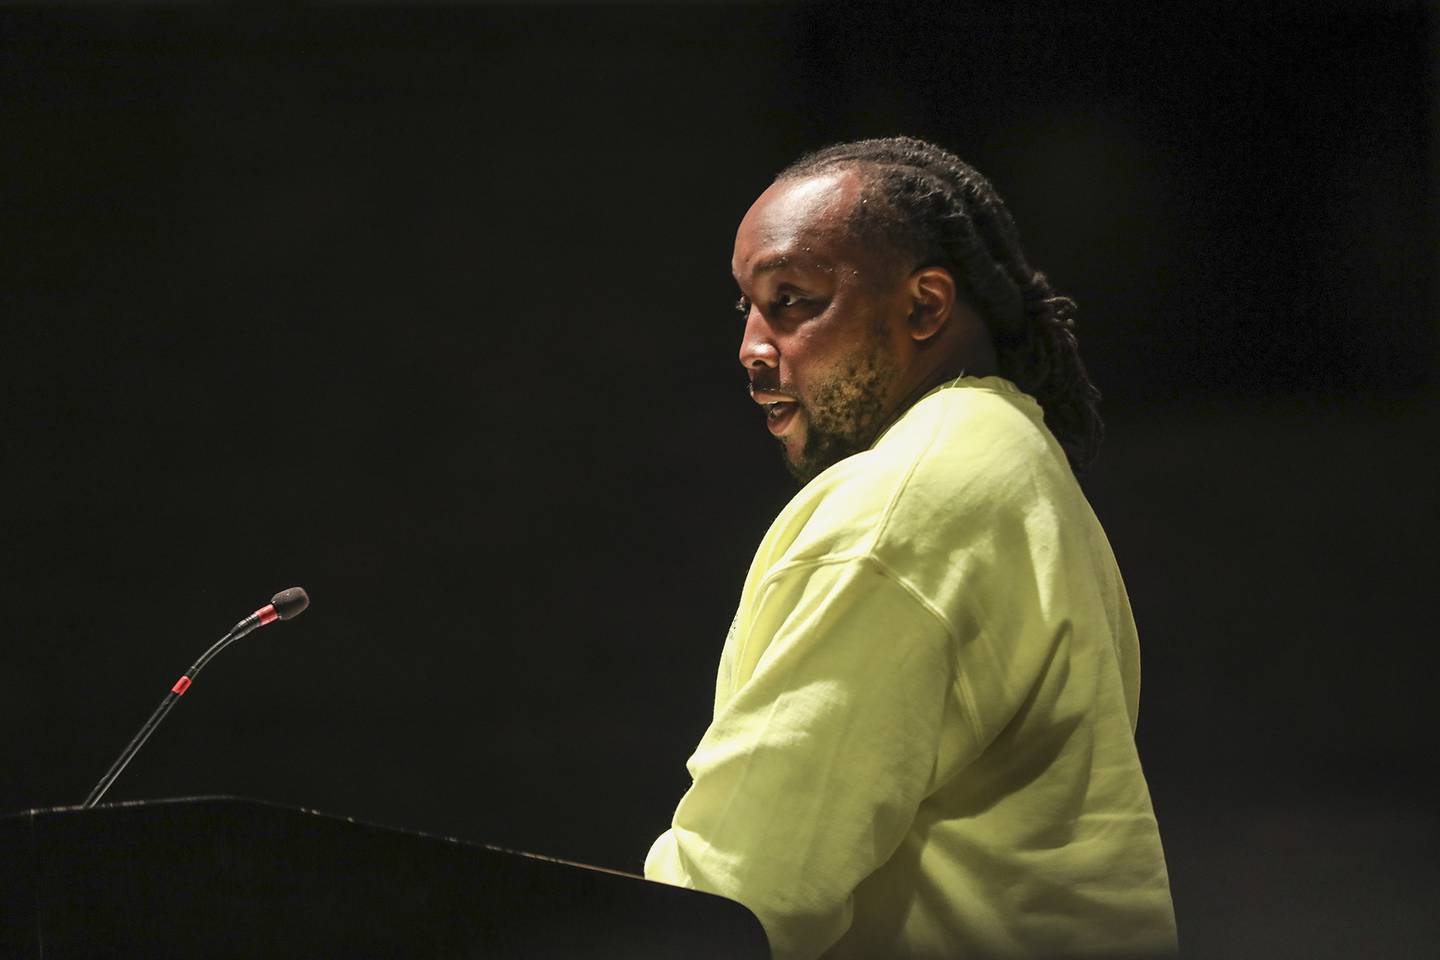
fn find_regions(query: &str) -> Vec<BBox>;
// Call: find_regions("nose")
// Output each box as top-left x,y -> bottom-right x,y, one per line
739,308 -> 779,370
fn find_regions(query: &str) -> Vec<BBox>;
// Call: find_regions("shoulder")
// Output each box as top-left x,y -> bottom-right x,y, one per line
770,378 -> 1074,570
881,377 -> 1072,515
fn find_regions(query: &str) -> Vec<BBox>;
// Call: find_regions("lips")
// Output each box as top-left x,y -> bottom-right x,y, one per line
751,388 -> 801,436
766,400 -> 799,435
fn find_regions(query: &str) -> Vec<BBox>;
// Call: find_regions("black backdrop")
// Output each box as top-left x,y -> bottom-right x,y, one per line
4,2 -> 1437,956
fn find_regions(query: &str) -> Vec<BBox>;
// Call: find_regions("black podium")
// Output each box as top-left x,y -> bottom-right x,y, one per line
0,796 -> 769,959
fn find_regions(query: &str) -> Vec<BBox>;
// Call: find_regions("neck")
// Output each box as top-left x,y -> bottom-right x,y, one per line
875,335 -> 999,437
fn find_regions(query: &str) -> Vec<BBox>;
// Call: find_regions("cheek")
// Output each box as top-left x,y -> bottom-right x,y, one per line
782,317 -> 867,390
782,311 -> 851,373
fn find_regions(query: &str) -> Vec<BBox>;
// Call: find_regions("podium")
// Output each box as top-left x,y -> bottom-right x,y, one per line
0,796 -> 769,959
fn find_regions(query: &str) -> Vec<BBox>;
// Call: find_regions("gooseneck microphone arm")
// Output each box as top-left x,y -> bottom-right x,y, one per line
81,587 -> 310,809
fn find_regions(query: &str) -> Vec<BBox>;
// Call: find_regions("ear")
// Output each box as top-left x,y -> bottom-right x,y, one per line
905,266 -> 957,343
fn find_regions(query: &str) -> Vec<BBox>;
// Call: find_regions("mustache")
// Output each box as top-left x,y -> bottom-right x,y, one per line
747,378 -> 799,401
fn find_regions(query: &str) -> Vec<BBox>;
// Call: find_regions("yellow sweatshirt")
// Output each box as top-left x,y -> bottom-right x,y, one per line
645,376 -> 1177,959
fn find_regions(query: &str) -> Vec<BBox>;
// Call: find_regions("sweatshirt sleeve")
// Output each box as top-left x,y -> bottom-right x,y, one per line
645,555 -> 957,960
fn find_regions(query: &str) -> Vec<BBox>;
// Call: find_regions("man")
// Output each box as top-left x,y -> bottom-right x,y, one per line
645,137 -> 1177,960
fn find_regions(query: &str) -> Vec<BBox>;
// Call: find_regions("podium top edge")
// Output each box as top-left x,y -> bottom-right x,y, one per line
1,795 -> 645,882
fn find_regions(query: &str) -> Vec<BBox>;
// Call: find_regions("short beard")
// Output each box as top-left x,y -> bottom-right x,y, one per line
782,329 -> 897,485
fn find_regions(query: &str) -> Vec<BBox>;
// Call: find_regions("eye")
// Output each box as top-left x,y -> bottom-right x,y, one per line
775,292 -> 803,308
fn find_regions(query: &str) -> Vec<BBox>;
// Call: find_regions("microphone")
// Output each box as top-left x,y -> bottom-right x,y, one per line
81,587 -> 311,808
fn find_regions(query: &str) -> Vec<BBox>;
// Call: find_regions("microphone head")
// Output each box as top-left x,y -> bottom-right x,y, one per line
271,587 -> 310,621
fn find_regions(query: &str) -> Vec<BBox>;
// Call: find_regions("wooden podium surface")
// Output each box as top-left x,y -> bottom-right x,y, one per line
0,796 -> 768,959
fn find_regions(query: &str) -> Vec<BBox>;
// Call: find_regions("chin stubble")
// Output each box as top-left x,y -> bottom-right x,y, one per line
781,335 -> 897,485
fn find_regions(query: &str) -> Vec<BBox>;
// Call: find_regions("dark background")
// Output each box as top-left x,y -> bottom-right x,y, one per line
3,1 -> 1436,955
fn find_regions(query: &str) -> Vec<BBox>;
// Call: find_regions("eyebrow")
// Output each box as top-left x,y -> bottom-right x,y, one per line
752,255 -> 792,273
733,254 -> 800,281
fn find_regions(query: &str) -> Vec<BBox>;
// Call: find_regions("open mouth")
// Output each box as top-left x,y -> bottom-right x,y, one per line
765,400 -> 799,435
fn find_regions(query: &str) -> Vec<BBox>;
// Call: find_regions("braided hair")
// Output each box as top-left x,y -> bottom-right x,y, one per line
777,136 -> 1105,472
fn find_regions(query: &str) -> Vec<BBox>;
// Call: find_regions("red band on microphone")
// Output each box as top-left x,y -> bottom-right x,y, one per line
257,604 -> 279,626
172,676 -> 192,696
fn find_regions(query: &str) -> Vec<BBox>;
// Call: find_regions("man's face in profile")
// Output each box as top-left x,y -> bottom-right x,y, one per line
732,170 -> 913,483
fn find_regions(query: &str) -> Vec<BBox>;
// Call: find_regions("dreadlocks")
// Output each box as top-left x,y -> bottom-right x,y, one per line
777,136 -> 1105,472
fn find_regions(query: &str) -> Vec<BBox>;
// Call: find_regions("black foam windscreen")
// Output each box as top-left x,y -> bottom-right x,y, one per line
271,587 -> 310,621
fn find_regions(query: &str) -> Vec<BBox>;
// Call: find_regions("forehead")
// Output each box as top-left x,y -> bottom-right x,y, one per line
732,169 -> 863,278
